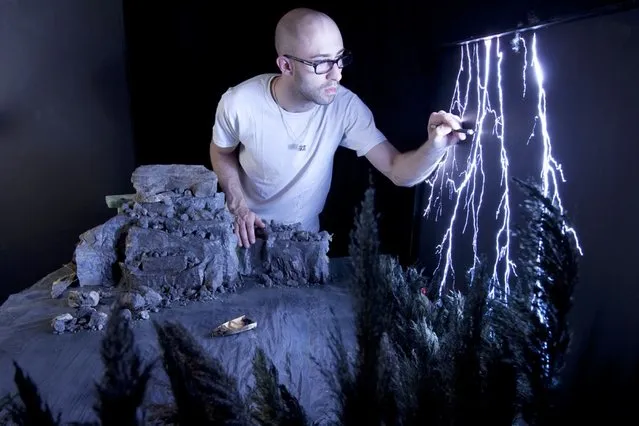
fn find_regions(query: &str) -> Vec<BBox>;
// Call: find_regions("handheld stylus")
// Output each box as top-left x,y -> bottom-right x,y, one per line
430,124 -> 475,135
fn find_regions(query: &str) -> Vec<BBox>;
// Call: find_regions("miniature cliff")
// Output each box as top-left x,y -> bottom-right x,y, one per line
50,164 -> 331,333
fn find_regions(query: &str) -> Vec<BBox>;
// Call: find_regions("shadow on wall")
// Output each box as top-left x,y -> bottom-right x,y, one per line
0,0 -> 136,303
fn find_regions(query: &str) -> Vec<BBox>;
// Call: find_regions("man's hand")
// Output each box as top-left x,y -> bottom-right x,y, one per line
428,110 -> 467,150
230,205 -> 265,248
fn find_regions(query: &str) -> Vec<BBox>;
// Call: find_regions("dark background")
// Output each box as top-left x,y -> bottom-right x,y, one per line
416,4 -> 639,394
1,0 -> 637,399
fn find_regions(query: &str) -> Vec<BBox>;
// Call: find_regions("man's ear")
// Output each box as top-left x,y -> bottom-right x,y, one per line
275,56 -> 293,76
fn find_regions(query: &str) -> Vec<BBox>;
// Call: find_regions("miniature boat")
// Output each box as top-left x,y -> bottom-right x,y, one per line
212,315 -> 257,337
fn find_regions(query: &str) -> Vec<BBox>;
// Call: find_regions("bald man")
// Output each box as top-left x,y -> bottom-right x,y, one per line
210,8 -> 464,248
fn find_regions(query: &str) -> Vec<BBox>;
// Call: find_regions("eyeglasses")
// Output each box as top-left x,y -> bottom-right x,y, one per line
284,50 -> 353,75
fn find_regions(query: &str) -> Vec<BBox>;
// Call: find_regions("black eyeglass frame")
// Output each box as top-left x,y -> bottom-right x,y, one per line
283,50 -> 353,75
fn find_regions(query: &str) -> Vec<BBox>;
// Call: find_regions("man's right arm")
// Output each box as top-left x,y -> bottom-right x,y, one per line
210,88 -> 265,246
210,142 -> 264,246
209,143 -> 246,214
210,88 -> 248,216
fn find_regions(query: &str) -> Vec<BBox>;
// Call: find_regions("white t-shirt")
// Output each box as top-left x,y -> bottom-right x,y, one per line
211,73 -> 387,232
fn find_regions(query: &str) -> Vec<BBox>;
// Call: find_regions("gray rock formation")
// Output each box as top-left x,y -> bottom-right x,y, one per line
132,163 -> 219,202
72,164 -> 331,301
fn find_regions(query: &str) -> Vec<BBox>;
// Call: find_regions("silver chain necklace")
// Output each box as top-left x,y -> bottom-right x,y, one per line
271,77 -> 319,151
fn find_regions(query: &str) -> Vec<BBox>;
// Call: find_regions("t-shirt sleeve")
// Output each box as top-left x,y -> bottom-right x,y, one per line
211,89 -> 241,149
340,94 -> 387,157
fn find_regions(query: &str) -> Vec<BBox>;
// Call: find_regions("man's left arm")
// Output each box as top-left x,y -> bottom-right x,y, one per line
365,110 -> 465,187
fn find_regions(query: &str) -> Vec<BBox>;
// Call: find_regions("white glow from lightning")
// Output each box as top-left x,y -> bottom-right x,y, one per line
423,32 -> 582,300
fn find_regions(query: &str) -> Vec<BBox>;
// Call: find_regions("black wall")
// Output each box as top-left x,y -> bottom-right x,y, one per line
0,0 -> 135,303
416,4 -> 639,388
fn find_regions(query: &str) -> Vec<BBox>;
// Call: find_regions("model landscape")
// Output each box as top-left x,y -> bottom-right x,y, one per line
48,164 -> 332,334
1,173 -> 584,424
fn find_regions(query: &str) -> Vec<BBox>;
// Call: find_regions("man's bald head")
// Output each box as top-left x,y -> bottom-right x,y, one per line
274,8 -> 341,57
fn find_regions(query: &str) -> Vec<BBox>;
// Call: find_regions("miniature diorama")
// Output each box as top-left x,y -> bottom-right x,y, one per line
0,165 -> 581,425
49,164 -> 332,334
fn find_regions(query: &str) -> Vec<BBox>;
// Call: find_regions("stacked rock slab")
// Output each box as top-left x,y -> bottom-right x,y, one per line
72,164 -> 331,298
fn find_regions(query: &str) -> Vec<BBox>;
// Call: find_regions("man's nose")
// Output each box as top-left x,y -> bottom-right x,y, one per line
327,63 -> 342,81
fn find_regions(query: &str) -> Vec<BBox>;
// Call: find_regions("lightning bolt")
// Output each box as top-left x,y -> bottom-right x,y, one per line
423,32 -> 582,299
529,34 -> 583,254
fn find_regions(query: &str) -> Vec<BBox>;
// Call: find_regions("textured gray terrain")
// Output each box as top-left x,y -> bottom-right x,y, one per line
0,164 -> 358,424
0,259 -> 357,424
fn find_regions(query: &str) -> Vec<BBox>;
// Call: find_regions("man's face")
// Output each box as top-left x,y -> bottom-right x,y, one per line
291,24 -> 345,106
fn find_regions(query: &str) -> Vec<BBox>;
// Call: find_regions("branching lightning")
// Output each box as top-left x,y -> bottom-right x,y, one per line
423,32 -> 583,299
